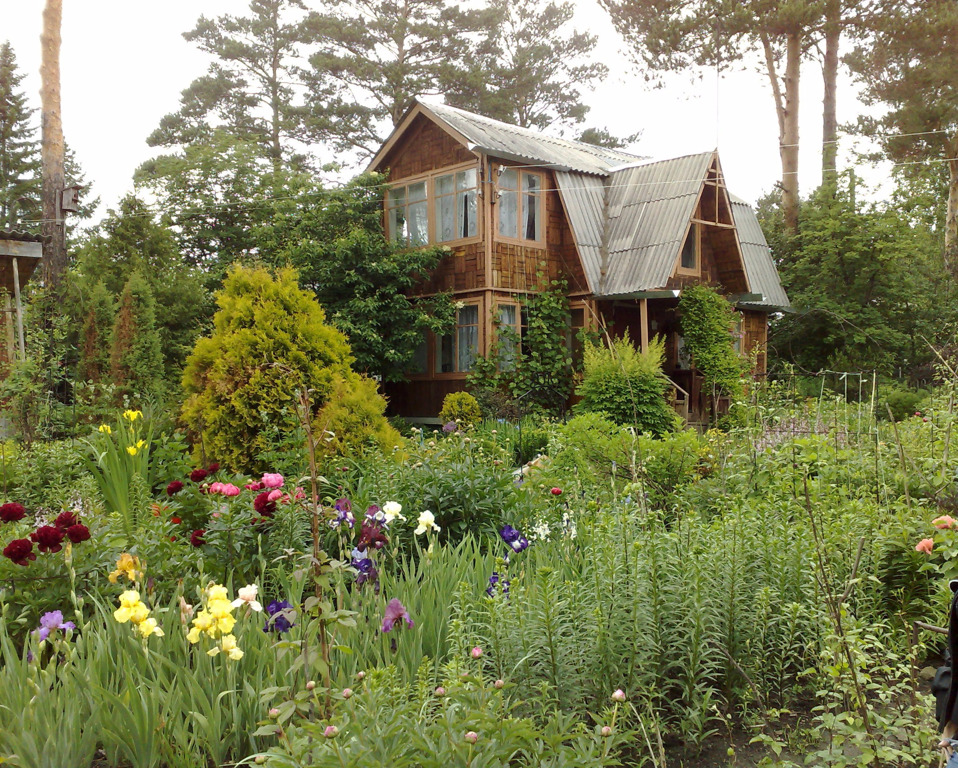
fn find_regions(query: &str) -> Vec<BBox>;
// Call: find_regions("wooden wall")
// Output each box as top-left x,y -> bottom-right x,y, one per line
741,309 -> 768,374
385,378 -> 466,419
380,115 -> 474,180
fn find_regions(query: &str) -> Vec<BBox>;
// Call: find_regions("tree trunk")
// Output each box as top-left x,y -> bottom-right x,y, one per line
781,31 -> 802,234
40,0 -> 66,286
821,0 -> 840,190
946,142 -> 958,277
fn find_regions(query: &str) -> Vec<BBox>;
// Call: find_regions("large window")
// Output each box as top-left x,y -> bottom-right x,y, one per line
435,304 -> 480,374
497,168 -> 543,242
386,165 -> 479,246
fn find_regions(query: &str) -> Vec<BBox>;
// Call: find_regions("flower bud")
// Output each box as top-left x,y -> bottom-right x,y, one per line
494,679 -> 504,689
268,707 -> 280,718
254,756 -> 267,764
342,688 -> 353,699
601,726 -> 612,737
324,725 -> 339,739
611,689 -> 626,702
471,646 -> 483,659
464,731 -> 478,744
356,670 -> 366,680
434,686 -> 446,697
306,680 -> 316,691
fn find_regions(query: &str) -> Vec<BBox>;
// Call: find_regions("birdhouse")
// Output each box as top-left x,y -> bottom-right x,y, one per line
61,184 -> 84,213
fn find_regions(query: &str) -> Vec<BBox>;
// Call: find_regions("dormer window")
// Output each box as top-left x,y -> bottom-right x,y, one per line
497,168 -> 543,243
678,222 -> 700,273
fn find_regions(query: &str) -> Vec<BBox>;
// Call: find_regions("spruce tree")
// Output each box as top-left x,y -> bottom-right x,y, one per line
109,272 -> 164,402
78,281 -> 115,383
0,41 -> 40,230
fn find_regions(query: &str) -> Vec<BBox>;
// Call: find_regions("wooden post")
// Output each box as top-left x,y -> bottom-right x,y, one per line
11,258 -> 24,361
3,293 -> 14,363
639,298 -> 649,352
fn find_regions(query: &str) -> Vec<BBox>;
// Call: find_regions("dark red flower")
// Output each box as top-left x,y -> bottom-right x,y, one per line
207,463 -> 220,473
190,529 -> 206,548
190,469 -> 208,483
253,491 -> 276,517
30,525 -> 65,553
3,538 -> 35,565
170,516 -> 181,525
65,524 -> 91,544
357,520 -> 388,551
550,487 -> 563,496
54,511 -> 79,529
245,481 -> 264,491
0,502 -> 26,523
166,481 -> 184,496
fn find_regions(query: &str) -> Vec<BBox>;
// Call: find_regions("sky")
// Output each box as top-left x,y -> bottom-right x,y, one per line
6,0 -> 881,221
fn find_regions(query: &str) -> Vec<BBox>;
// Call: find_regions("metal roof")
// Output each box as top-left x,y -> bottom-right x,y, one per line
0,230 -> 45,244
729,196 -> 790,310
416,100 -> 641,176
0,231 -> 44,295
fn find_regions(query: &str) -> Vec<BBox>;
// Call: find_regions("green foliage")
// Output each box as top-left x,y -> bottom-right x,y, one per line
679,284 -> 746,410
108,272 -> 164,403
469,282 -> 574,417
181,265 -> 364,474
255,174 -> 456,382
0,42 -> 39,230
575,333 -> 676,435
879,383 -> 930,422
439,391 -> 481,428
313,375 -> 402,461
77,280 -> 115,384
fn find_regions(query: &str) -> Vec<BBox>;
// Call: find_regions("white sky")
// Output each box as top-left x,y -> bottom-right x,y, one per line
6,0 -> 883,220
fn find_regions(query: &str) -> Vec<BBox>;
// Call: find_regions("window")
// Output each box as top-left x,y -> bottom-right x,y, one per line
436,304 -> 479,373
435,169 -> 478,242
679,222 -> 699,272
497,304 -> 520,369
497,168 -> 543,242
731,313 -> 744,354
387,181 -> 428,245
409,336 -> 429,374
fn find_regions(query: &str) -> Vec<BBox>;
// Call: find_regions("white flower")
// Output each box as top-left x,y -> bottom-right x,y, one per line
231,584 -> 262,612
415,510 -> 441,536
383,501 -> 406,523
532,520 -> 551,541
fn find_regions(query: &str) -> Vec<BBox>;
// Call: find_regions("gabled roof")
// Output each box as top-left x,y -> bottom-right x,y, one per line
730,196 -> 790,311
370,99 -> 641,176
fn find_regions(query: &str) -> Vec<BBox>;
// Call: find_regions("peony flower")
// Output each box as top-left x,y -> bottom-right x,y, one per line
415,510 -> 440,536
381,598 -> 413,633
383,501 -> 405,523
166,480 -> 184,496
0,502 -> 26,523
221,483 -> 241,497
916,538 -> 935,554
342,688 -> 353,699
54,511 -> 78,529
33,610 -> 75,641
434,686 -> 446,696
65,524 -> 91,544
611,689 -> 626,702
494,679 -> 504,689
324,725 -> 339,739
232,584 -> 263,612
3,538 -> 34,565
190,468 -> 209,483
601,726 -> 612,737
262,473 -> 284,489
550,487 -> 563,496
31,525 -> 65,553
207,463 -> 220,473
191,529 -> 206,548
210,482 -> 224,494
464,732 -> 478,744
267,489 -> 283,502
934,516 -> 957,530
471,646 -> 483,659
245,481 -> 264,492
254,492 -> 276,517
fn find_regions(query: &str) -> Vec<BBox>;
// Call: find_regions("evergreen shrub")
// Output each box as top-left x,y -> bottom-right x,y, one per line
439,391 -> 481,428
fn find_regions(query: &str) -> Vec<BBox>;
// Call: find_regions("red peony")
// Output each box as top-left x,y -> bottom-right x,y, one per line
550,487 -> 563,496
207,463 -> 220,473
253,491 -> 276,517
190,469 -> 208,483
3,538 -> 35,565
190,529 -> 206,548
65,524 -> 91,544
170,516 -> 181,524
31,525 -> 66,553
166,480 -> 184,496
54,511 -> 79,529
0,502 -> 26,523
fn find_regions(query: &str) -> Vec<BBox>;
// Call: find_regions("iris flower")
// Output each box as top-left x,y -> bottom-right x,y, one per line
263,600 -> 295,634
33,610 -> 75,641
381,598 -> 414,633
499,525 -> 529,553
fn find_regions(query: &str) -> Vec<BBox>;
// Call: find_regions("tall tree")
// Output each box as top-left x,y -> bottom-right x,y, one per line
442,0 -> 608,131
149,0 -> 321,176
109,271 -> 164,402
847,0 -> 958,274
0,42 -> 40,230
40,0 -> 66,284
306,0 -> 484,155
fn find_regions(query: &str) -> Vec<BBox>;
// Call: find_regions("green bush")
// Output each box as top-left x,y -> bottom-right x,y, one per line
879,383 -> 930,421
314,375 -> 402,461
439,391 -> 481,428
575,334 -> 677,435
109,271 -> 164,403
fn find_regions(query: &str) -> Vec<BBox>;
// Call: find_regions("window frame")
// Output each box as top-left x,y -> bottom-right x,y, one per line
406,301 -> 484,379
676,221 -> 701,275
385,162 -> 482,247
494,166 -> 546,247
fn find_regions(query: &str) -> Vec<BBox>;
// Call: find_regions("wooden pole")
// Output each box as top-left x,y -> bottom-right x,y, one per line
11,258 -> 24,361
4,293 -> 14,363
639,298 -> 649,352
41,0 -> 66,287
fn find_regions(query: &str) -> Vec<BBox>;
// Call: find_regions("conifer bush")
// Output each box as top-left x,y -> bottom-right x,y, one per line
109,271 -> 163,402
439,391 -> 481,428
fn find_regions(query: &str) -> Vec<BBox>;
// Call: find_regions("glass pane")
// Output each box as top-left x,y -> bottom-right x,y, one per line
388,187 -> 406,207
681,225 -> 696,269
459,190 -> 477,238
523,192 -> 540,240
388,206 -> 406,242
409,200 -> 429,245
498,305 -> 517,370
500,168 -> 518,191
459,169 -> 477,190
458,315 -> 478,372
408,181 -> 427,203
411,337 -> 428,373
459,305 -> 478,325
437,194 -> 455,242
523,173 -> 540,192
436,333 -> 454,373
436,174 -> 454,196
498,189 -> 517,238
498,305 -> 517,326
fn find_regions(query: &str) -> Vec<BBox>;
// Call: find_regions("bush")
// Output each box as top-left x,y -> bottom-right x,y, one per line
879,383 -> 930,421
314,375 -> 402,461
439,391 -> 481,428
575,334 -> 676,435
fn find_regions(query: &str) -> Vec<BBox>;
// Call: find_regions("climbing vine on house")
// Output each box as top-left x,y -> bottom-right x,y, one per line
678,285 -> 747,420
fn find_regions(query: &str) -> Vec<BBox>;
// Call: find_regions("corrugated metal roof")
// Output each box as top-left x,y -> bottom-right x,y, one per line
729,196 -> 790,310
419,100 -> 641,176
0,230 -> 45,244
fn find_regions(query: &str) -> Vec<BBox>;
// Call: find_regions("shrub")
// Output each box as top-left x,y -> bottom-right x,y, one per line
109,271 -> 164,403
575,334 -> 676,435
439,391 -> 481,428
314,375 -> 402,461
879,383 -> 930,421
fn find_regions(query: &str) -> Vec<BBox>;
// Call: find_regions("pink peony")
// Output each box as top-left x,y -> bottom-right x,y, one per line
262,473 -> 284,489
934,516 -> 957,530
245,481 -> 264,491
267,489 -> 283,502
916,538 -> 935,554
471,646 -> 483,659
221,484 -> 241,497
209,482 -> 224,494
464,732 -> 478,744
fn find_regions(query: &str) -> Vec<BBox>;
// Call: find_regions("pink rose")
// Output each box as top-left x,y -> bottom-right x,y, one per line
916,538 -> 935,554
221,483 -> 241,497
267,489 -> 283,502
934,516 -> 956,530
262,473 -> 284,489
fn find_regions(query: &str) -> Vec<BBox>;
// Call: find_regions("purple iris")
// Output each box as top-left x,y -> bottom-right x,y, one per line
263,600 -> 295,634
486,572 -> 510,598
365,505 -> 385,524
499,525 -> 529,553
33,610 -> 75,641
351,549 -> 379,590
332,498 -> 355,529
381,598 -> 414,633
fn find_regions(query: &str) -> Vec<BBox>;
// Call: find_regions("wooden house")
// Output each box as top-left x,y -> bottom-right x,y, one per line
368,100 -> 790,423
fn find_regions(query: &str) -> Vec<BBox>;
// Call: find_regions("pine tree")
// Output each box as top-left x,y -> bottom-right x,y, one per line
78,280 -> 115,383
109,272 -> 164,402
0,42 -> 40,230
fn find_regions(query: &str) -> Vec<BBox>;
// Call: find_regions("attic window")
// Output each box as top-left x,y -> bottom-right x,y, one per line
497,168 -> 543,243
679,222 -> 699,273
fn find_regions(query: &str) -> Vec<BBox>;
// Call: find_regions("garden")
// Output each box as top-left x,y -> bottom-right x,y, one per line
0,266 -> 952,768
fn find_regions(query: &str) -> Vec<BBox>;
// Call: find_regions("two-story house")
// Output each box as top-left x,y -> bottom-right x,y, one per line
368,99 -> 790,423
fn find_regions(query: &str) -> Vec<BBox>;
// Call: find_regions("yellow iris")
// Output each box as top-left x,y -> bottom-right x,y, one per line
122,409 -> 142,422
126,446 -> 138,456
113,590 -> 142,623
108,553 -> 142,584
137,617 -> 164,638
98,424 -> 112,434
